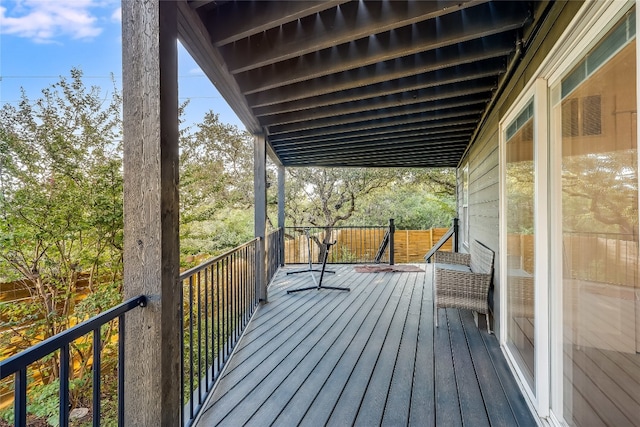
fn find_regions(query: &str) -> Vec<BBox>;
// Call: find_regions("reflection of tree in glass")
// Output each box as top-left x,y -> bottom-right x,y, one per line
562,149 -> 638,235
506,160 -> 535,234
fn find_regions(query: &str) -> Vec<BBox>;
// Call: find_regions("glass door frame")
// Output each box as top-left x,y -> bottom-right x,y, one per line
498,78 -> 550,418
543,1 -> 638,424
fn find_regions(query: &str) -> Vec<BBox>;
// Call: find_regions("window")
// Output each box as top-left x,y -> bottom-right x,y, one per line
503,98 -> 536,391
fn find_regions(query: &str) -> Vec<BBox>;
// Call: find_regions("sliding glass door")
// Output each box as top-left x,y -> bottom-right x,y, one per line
550,9 -> 639,426
504,100 -> 537,391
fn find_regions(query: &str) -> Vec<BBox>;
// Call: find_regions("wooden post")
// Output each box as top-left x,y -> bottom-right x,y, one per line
121,1 -> 180,425
254,134 -> 267,302
277,165 -> 285,266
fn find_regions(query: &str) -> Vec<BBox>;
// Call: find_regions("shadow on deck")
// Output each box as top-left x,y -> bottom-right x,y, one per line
194,265 -> 537,427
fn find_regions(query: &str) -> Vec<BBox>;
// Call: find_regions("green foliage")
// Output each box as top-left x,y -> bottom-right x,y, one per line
284,167 -> 398,227
180,207 -> 254,258
180,112 -> 254,221
0,69 -> 123,423
179,112 -> 257,256
285,167 -> 456,230
351,186 -> 455,229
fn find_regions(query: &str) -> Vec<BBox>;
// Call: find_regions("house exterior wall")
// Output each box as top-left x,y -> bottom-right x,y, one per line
459,0 -> 584,337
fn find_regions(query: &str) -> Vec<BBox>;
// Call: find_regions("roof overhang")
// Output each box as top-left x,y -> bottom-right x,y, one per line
177,0 -> 552,168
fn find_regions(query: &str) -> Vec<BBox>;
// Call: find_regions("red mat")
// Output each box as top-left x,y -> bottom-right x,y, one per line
354,264 -> 424,273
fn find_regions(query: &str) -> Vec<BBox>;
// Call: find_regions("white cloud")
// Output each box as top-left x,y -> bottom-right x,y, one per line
111,6 -> 121,23
189,67 -> 205,76
0,0 -> 105,43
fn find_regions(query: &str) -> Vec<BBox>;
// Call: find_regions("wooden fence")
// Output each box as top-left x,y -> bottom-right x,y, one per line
284,228 -> 452,264
393,229 -> 453,263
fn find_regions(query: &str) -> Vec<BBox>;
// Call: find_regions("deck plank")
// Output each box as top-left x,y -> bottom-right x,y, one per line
309,272 -> 411,427
356,272 -> 421,426
201,271 -> 366,423
408,272 -> 435,427
194,265 -> 537,427
434,308 -> 462,427
272,272 -> 404,426
448,309 -> 490,427
475,311 -> 537,427
245,271 -> 399,426
459,310 -> 519,427
219,272 -> 382,427
380,273 -> 422,426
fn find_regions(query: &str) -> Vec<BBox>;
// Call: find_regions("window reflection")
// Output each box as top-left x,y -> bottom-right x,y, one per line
556,14 -> 639,426
506,103 -> 536,389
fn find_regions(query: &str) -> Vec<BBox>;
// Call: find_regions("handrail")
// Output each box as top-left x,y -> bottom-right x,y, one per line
181,236 -> 270,427
0,296 -> 146,377
1,295 -> 146,427
424,218 -> 459,263
179,238 -> 260,280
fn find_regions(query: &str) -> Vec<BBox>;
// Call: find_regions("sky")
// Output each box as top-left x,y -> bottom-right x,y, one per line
0,0 -> 244,130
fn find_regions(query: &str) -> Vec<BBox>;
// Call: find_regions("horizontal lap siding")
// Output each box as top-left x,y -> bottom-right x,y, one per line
458,1 -> 583,337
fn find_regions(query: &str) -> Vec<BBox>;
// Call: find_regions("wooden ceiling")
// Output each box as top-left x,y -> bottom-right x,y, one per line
177,0 -> 551,167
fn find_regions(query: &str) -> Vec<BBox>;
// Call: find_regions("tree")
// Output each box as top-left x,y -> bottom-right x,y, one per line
179,112 -> 256,257
285,167 -> 396,228
285,167 -> 455,229
0,69 -> 123,418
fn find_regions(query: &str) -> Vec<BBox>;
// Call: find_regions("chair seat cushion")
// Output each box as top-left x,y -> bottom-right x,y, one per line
434,263 -> 472,273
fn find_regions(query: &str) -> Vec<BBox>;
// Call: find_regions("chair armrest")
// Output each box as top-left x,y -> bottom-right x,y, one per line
432,251 -> 470,266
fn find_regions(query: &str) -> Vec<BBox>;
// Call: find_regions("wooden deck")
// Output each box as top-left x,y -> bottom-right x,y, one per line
194,265 -> 537,427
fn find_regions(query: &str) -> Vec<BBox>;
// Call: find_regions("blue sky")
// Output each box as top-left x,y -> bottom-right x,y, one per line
0,0 -> 243,129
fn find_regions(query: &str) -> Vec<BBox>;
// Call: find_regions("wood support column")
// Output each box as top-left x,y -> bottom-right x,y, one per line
277,165 -> 286,266
122,1 -> 180,425
254,134 -> 267,302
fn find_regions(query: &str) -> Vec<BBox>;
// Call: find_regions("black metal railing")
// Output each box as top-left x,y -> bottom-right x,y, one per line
266,228 -> 284,283
2,234 -> 284,427
284,224 -> 390,265
0,295 -> 146,427
180,238 -> 260,427
424,218 -> 459,263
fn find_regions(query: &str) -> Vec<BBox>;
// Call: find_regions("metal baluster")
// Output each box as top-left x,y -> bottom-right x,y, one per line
188,276 -> 194,419
14,369 -> 27,427
93,328 -> 101,427
117,314 -> 125,427
60,344 -> 70,427
216,262 -> 221,373
204,266 -> 209,391
197,271 -> 202,405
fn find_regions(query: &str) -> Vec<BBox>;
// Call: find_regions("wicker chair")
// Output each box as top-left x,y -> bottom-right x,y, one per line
431,240 -> 494,333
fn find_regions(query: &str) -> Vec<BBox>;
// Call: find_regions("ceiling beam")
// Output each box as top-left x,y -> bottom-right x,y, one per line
270,125 -> 476,148
205,1 -> 350,46
267,97 -> 488,135
275,136 -> 470,157
224,0 -> 487,73
268,112 -> 483,142
237,2 -> 529,94
285,155 -> 460,169
281,145 -> 466,160
260,81 -> 495,126
280,146 -> 466,164
246,34 -> 515,107
253,60 -> 505,117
